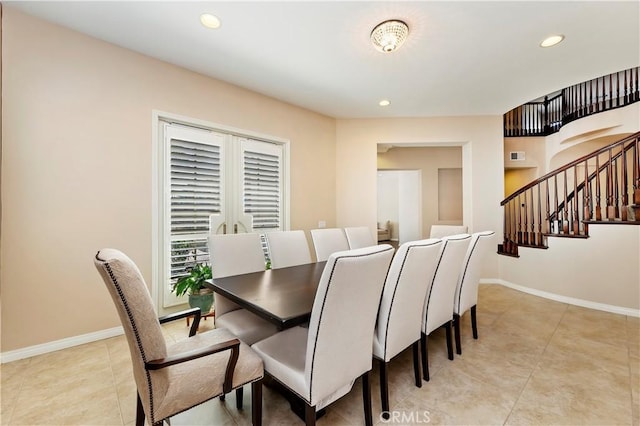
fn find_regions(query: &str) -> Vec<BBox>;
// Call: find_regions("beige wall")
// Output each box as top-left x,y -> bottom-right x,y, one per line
1,9 -> 336,351
499,225 -> 640,310
335,116 -> 505,278
377,147 -> 462,238
504,168 -> 538,198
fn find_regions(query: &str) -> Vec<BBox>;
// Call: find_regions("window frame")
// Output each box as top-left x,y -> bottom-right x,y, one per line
152,111 -> 290,313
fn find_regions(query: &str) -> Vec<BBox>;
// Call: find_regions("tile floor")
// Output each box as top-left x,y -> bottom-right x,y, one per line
1,284 -> 639,425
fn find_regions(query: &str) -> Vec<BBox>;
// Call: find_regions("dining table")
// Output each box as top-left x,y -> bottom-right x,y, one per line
205,261 -> 327,330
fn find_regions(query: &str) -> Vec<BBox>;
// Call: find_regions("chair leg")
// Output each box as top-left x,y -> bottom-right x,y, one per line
236,386 -> 244,410
362,371 -> 373,426
304,402 -> 316,426
251,379 -> 262,426
453,314 -> 462,355
471,305 -> 478,339
136,392 -> 145,426
379,359 -> 390,419
412,340 -> 422,388
445,321 -> 454,361
421,332 -> 430,381
220,393 -> 226,401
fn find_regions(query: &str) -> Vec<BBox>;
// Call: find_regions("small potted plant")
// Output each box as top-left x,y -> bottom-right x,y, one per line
172,263 -> 214,315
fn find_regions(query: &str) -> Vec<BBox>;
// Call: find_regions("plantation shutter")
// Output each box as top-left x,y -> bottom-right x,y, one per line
240,138 -> 283,232
159,120 -> 288,310
168,126 -> 225,285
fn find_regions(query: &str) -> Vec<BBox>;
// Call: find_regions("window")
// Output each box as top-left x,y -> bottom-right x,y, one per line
155,118 -> 288,309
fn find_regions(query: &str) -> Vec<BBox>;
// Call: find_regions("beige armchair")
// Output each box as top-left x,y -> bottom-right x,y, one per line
94,248 -> 264,426
377,221 -> 391,242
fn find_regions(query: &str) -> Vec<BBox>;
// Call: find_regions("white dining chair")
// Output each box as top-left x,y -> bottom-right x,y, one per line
453,230 -> 495,355
265,230 -> 312,269
373,238 -> 443,418
94,249 -> 264,426
252,244 -> 395,426
429,225 -> 468,239
421,233 -> 471,381
344,226 -> 376,249
208,233 -> 278,345
309,228 -> 349,262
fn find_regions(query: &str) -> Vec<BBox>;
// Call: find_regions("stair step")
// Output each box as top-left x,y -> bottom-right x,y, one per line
518,243 -> 549,249
583,220 -> 640,225
543,233 -> 589,239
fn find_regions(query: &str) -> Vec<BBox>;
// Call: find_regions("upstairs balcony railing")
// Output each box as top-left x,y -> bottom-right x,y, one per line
504,67 -> 640,137
499,132 -> 640,257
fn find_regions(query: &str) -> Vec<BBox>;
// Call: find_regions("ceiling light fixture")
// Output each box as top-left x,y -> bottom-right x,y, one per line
379,99 -> 391,107
371,20 -> 409,53
200,13 -> 221,29
540,34 -> 564,48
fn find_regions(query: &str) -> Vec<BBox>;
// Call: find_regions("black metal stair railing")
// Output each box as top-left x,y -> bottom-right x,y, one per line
504,67 -> 640,137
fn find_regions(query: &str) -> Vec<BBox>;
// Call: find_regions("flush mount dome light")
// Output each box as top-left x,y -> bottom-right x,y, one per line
540,34 -> 564,48
371,20 -> 409,53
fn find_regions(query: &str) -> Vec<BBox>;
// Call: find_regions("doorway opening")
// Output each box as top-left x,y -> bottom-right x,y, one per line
377,145 -> 463,242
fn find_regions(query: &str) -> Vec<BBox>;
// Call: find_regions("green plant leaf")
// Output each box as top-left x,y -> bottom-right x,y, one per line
172,263 -> 212,297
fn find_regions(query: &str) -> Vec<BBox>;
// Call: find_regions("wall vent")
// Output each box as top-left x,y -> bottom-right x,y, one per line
509,151 -> 525,161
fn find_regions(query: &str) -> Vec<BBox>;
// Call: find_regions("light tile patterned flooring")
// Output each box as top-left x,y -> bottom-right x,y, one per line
1,284 -> 639,425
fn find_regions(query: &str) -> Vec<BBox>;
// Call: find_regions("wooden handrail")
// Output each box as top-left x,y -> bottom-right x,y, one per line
499,132 -> 640,257
504,67 -> 639,137
549,141 -> 635,219
502,132 -> 640,206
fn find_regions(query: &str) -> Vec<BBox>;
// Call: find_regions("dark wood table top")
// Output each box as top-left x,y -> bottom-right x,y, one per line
206,262 -> 327,329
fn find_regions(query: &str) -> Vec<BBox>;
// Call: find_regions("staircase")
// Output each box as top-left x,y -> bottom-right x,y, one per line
498,132 -> 640,257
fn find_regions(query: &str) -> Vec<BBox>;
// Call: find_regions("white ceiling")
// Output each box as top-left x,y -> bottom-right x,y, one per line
7,1 -> 640,119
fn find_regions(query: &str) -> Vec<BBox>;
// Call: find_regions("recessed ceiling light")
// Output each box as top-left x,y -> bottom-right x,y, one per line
200,13 -> 221,29
540,35 -> 564,48
379,100 -> 391,107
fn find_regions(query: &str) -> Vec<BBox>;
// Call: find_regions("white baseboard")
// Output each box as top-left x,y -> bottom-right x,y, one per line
480,278 -> 640,317
1,326 -> 124,364
4,278 -> 639,363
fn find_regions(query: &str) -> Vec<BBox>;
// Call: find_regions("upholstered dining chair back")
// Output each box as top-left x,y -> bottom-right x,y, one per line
420,234 -> 471,381
344,226 -> 376,249
94,249 -> 265,426
373,238 -> 444,416
208,233 -> 266,316
94,249 -> 167,414
265,230 -> 312,269
454,231 -> 495,317
306,244 -> 394,408
375,238 -> 443,362
207,233 -> 277,345
310,228 -> 350,262
429,225 -> 468,239
452,231 -> 495,355
423,234 -> 471,336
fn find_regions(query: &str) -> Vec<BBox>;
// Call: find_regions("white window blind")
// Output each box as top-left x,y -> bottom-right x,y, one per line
166,127 -> 224,287
170,139 -> 221,235
157,120 -> 288,310
241,139 -> 283,231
